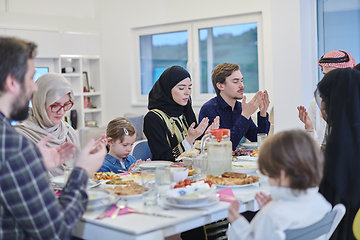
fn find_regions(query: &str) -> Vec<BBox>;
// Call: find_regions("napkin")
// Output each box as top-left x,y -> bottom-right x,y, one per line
96,205 -> 136,219
216,188 -> 235,203
54,189 -> 62,197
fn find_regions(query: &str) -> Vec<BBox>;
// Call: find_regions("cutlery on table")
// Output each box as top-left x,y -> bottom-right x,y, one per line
97,204 -> 114,220
127,209 -> 176,218
111,199 -> 128,219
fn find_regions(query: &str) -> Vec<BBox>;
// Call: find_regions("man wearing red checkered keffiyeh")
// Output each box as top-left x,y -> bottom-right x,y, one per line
298,50 -> 356,146
318,50 -> 356,75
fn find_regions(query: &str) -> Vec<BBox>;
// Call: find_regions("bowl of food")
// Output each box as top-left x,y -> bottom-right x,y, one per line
166,184 -> 216,205
87,189 -> 110,205
170,167 -> 189,183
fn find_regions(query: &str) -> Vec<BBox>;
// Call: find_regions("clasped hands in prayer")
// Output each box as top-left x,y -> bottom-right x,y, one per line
37,134 -> 108,176
228,192 -> 272,224
241,90 -> 270,119
186,116 -> 220,144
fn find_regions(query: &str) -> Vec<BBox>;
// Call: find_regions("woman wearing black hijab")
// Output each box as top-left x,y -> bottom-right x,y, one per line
143,66 -> 210,161
316,68 -> 360,239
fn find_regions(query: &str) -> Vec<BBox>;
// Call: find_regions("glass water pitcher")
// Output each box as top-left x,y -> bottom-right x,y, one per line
201,129 -> 232,176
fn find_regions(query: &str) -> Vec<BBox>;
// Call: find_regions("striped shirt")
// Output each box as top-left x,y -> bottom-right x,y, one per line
0,112 -> 88,239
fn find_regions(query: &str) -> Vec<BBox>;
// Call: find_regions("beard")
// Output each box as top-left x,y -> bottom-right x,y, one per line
10,101 -> 30,121
10,85 -> 31,121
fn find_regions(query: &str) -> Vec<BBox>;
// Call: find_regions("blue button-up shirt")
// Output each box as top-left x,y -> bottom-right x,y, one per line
199,94 -> 270,150
98,153 -> 137,173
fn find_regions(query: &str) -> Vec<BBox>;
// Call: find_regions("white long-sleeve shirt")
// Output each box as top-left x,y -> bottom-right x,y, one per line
307,98 -> 327,145
227,186 -> 332,240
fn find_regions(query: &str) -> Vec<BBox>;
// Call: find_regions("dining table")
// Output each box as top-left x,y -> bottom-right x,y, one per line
72,176 -> 270,240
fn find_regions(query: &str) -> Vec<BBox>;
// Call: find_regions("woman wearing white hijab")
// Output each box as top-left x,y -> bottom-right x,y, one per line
15,73 -> 80,177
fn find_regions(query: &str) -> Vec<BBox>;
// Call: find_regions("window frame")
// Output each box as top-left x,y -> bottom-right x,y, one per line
132,13 -> 264,107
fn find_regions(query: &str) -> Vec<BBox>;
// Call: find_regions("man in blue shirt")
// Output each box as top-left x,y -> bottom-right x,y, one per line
199,63 -> 270,150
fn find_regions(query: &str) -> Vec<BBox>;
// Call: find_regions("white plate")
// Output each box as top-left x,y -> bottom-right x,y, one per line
87,189 -> 110,205
137,161 -> 173,169
105,189 -> 142,200
102,179 -> 142,186
51,176 -> 100,189
235,156 -> 258,162
232,162 -> 258,173
214,182 -> 259,188
240,142 -> 258,150
119,174 -> 142,180
86,193 -> 120,211
166,185 -> 216,204
163,195 -> 219,209
103,184 -> 143,200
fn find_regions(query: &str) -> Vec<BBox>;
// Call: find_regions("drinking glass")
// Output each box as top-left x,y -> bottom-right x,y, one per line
193,155 -> 208,180
155,165 -> 171,198
141,167 -> 157,206
257,133 -> 268,150
63,166 -> 73,182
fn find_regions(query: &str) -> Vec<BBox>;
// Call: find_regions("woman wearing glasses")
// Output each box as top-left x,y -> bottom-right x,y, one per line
15,73 -> 80,177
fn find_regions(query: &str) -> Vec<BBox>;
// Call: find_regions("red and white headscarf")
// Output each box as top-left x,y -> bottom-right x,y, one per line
318,50 -> 356,68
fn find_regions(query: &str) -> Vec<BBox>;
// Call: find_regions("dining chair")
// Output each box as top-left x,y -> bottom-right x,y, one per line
124,113 -> 144,141
130,139 -> 152,161
284,203 -> 346,240
353,207 -> 360,239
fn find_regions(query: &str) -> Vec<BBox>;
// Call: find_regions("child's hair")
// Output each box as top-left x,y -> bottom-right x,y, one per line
258,130 -> 324,192
106,117 -> 137,143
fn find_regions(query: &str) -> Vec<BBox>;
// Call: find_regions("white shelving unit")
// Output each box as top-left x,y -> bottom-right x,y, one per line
35,55 -> 103,129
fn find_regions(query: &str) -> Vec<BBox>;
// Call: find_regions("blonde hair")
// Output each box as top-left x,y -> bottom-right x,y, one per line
106,117 -> 137,143
258,130 -> 324,192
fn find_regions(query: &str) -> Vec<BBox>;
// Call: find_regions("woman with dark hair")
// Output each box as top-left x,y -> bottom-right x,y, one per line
316,68 -> 360,239
354,63 -> 360,71
144,66 -> 222,240
144,65 -> 215,161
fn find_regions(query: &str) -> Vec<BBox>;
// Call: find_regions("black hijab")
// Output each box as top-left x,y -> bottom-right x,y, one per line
148,65 -> 197,126
354,63 -> 360,72
316,68 -> 360,206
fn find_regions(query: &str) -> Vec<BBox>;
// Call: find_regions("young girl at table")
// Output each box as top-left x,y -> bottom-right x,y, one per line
98,117 -> 147,173
227,129 -> 332,240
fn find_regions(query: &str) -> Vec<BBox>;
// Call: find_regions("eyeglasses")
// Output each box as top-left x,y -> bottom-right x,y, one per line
50,101 -> 74,113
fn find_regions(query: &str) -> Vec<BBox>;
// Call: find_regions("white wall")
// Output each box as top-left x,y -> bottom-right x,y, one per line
0,0 -> 318,133
0,0 -> 99,32
98,0 -> 316,133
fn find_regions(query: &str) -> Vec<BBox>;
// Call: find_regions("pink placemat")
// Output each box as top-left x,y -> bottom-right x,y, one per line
96,206 -> 136,219
216,188 -> 235,203
54,189 -> 62,197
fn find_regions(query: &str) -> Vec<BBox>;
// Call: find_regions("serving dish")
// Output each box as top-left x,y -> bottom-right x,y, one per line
51,176 -> 100,189
166,185 -> 216,205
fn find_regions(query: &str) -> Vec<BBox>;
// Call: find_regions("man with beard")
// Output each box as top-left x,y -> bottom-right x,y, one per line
0,37 -> 107,239
199,63 -> 270,150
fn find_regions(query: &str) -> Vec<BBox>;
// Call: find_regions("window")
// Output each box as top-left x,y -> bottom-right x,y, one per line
317,0 -> 360,81
133,13 -> 263,105
198,23 -> 258,94
140,31 -> 188,95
